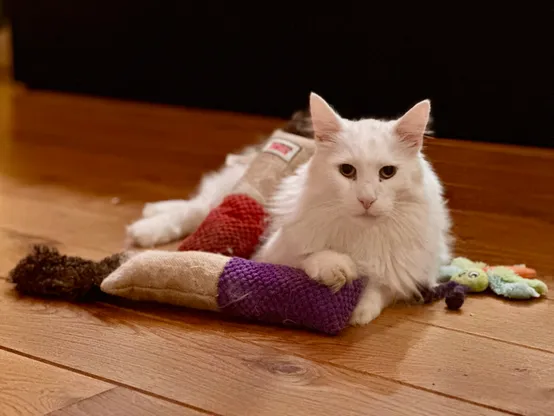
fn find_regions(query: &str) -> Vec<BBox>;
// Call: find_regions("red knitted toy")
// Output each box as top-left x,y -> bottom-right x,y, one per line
178,129 -> 315,258
178,194 -> 266,258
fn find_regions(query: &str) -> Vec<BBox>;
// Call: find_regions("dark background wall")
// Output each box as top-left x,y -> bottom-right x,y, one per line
7,1 -> 554,147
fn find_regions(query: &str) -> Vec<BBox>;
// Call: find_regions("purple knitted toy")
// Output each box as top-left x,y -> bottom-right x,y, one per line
9,246 -> 364,335
218,257 -> 365,334
98,251 -> 366,335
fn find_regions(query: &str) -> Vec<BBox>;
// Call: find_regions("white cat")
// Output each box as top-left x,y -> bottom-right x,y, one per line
127,93 -> 452,325
253,93 -> 452,325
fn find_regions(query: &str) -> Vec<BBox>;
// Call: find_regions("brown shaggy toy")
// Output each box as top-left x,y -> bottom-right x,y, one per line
8,245 -> 125,301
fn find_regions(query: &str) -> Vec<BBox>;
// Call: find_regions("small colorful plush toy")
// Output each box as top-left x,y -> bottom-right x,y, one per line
438,257 -> 547,300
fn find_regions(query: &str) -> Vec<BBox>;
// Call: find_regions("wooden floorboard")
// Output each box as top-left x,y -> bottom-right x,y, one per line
242,315 -> 554,416
0,348 -> 112,416
0,281 -> 505,416
0,84 -> 553,415
90,298 -> 553,416
48,387 -> 207,416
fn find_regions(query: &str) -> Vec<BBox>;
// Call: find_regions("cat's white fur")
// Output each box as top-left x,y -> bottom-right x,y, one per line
126,147 -> 258,247
254,94 -> 451,324
127,93 -> 452,325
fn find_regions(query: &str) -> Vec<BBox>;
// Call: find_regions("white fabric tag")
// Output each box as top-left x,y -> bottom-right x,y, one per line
262,129 -> 303,162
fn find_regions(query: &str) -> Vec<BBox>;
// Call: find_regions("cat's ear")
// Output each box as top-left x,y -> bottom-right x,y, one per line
309,92 -> 343,143
394,99 -> 431,153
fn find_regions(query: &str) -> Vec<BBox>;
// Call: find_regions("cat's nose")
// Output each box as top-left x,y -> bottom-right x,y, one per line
358,198 -> 375,210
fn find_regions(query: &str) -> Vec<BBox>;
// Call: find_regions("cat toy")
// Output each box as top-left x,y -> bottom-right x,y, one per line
9,244 -> 467,335
420,257 -> 547,311
9,245 -> 364,335
437,257 -> 547,300
178,126 -> 315,258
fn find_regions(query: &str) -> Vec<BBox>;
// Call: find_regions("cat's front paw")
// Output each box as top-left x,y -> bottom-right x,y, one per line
302,251 -> 358,292
349,287 -> 385,326
349,302 -> 383,326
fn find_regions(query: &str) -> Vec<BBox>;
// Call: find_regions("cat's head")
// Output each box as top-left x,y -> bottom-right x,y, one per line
307,92 -> 431,220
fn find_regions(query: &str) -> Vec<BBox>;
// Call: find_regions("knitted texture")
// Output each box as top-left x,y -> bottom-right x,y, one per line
218,257 -> 364,335
178,194 -> 267,259
421,280 -> 467,310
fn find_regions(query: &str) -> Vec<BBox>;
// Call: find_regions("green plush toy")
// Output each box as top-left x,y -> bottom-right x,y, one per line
438,257 -> 548,299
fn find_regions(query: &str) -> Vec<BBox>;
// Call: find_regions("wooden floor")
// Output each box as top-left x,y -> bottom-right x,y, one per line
0,82 -> 553,416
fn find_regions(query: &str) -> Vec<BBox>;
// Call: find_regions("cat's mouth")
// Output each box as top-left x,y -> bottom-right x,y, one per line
356,211 -> 377,219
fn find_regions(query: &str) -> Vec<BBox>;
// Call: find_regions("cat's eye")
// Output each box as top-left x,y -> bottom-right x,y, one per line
379,165 -> 397,180
339,164 -> 356,178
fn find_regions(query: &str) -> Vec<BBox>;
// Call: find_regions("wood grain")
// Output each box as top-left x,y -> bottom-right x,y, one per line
0,83 -> 553,415
49,388 -> 205,416
390,296 -> 554,352
239,316 -> 554,416
0,281 -> 505,416
100,297 -> 554,416
451,211 -> 554,278
0,349 -> 112,416
0,188 -> 131,255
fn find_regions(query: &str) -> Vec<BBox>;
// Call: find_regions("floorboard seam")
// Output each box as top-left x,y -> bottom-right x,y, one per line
43,386 -> 118,416
328,361 -> 521,416
0,344 -> 220,416
101,302 -> 522,416
405,317 -> 554,355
